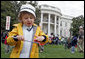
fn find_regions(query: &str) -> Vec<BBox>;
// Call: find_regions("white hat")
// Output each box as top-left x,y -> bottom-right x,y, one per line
79,26 -> 83,28
20,4 -> 36,18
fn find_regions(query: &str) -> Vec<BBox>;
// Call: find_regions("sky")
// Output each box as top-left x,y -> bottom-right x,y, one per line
38,1 -> 84,17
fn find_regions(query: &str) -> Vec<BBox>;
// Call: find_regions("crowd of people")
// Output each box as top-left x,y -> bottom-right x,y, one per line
47,26 -> 84,53
48,33 -> 68,46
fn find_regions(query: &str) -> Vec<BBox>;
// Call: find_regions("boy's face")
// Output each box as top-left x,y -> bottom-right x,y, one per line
21,13 -> 35,27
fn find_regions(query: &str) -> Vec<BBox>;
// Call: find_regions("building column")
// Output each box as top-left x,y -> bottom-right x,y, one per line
54,15 -> 56,36
48,13 -> 50,36
40,13 -> 43,29
58,17 -> 60,37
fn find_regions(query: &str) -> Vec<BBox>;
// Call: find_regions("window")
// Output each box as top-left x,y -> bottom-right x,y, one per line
60,30 -> 62,37
65,22 -> 67,27
57,16 -> 59,20
50,15 -> 55,23
60,21 -> 62,26
56,16 -> 59,24
43,13 -> 48,22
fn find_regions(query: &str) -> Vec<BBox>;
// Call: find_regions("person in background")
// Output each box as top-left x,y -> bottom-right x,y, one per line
71,35 -> 78,53
55,35 -> 59,45
78,26 -> 84,53
2,31 -> 10,53
67,37 -> 71,49
58,37 -> 61,45
64,37 -> 68,50
48,36 -> 52,44
61,36 -> 64,45
50,33 -> 54,44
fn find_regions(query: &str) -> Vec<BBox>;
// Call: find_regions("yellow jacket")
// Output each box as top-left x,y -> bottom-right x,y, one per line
7,23 -> 48,58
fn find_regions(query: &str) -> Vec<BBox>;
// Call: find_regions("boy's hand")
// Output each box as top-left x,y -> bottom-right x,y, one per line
34,35 -> 45,41
16,35 -> 24,41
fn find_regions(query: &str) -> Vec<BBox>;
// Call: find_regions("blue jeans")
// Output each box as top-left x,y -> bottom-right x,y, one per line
71,46 -> 75,53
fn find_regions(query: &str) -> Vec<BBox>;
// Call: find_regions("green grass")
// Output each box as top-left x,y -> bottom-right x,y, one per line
1,43 -> 11,58
1,43 -> 84,58
39,44 -> 84,58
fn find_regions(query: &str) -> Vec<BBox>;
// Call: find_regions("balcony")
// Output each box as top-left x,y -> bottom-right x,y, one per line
40,4 -> 61,13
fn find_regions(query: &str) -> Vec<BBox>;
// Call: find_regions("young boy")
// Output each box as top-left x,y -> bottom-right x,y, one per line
7,4 -> 48,58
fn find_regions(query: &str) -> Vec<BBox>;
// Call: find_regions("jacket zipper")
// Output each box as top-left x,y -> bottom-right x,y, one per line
29,26 -> 37,58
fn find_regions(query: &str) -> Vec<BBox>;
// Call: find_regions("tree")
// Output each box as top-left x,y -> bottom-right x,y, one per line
70,15 -> 84,36
28,1 -> 41,25
11,1 -> 27,20
1,1 -> 16,31
1,1 -> 27,31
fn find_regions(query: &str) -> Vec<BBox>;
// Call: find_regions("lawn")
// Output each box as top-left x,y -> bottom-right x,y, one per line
1,43 -> 10,58
1,43 -> 84,58
39,44 -> 84,58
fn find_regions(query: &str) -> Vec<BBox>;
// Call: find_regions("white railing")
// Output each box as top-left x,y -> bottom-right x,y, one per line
41,5 -> 61,13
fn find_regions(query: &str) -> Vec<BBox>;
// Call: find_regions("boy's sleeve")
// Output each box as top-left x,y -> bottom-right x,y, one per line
7,27 -> 18,46
38,27 -> 49,44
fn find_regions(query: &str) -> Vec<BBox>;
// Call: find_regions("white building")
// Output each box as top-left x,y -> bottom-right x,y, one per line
60,14 -> 73,37
39,4 -> 73,37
